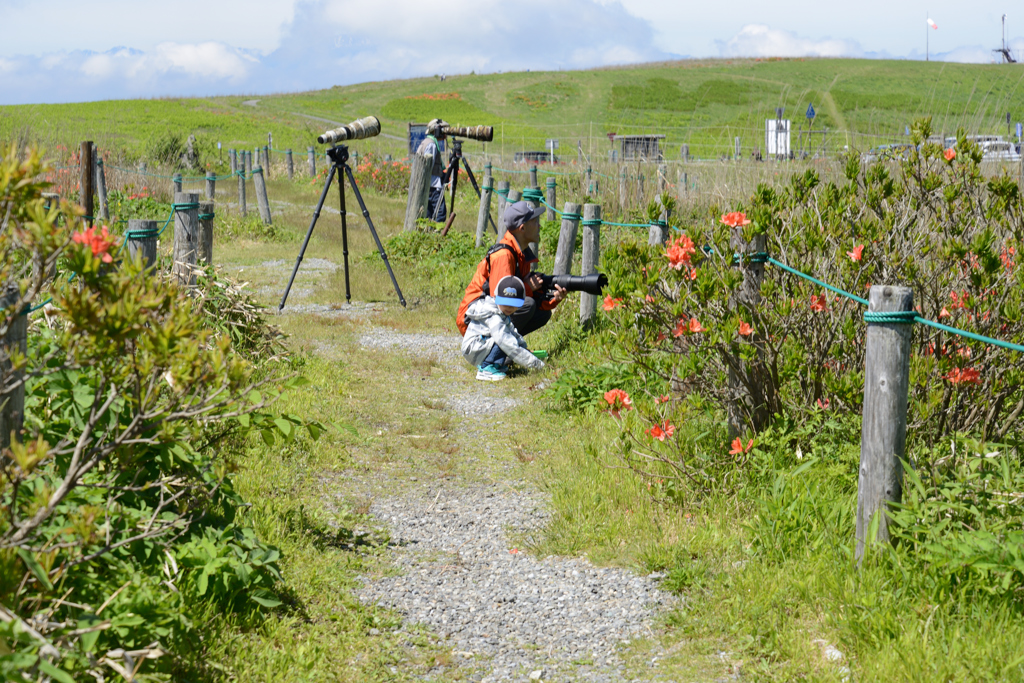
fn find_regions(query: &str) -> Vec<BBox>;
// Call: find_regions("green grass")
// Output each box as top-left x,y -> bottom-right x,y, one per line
4,58 -> 1024,170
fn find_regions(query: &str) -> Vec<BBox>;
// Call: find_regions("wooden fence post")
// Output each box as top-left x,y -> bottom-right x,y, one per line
1,284 -> 27,450
475,174 -> 493,248
79,141 -> 94,227
545,177 -> 556,221
404,151 -> 433,231
553,202 -> 582,276
253,167 -> 272,225
681,144 -> 690,162
198,201 -> 214,265
726,231 -> 768,437
579,203 -> 601,326
172,192 -> 199,286
649,196 -> 670,246
586,165 -> 593,190
734,136 -> 742,160
173,173 -> 182,194
205,172 -> 216,200
126,219 -> 158,269
856,285 -> 914,562
529,165 -> 538,188
237,169 -> 246,217
307,147 -> 316,177
229,149 -> 237,174
496,180 -> 510,233
286,149 -> 294,180
96,157 -> 110,222
618,168 -> 627,210
264,145 -> 271,175
245,151 -> 253,176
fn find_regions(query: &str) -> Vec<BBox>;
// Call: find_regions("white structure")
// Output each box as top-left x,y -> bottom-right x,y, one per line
765,119 -> 791,157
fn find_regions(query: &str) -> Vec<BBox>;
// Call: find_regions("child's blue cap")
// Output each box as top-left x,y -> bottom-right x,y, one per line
494,275 -> 525,307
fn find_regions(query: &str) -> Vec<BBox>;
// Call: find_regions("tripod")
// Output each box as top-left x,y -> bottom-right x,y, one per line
440,137 -> 499,237
279,145 -> 406,310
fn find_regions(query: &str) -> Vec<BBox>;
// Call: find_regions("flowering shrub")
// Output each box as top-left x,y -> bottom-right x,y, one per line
599,119 -> 1024,465
351,153 -> 410,198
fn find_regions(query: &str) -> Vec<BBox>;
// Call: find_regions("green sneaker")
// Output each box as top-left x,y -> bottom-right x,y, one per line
476,364 -> 507,381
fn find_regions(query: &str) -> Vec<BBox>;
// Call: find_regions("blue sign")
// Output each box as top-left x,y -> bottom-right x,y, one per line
806,103 -> 816,120
1018,122 -> 1023,140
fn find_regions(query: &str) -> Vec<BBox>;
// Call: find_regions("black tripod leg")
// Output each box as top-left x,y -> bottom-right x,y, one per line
462,157 -> 499,235
280,164 -> 336,311
342,163 -> 407,307
338,166 -> 351,303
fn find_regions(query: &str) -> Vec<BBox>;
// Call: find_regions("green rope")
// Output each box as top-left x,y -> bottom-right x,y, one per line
915,316 -> 1024,354
602,220 -> 652,228
125,229 -> 159,240
766,256 -> 870,306
650,219 -> 668,228
732,251 -> 769,265
198,213 -> 215,220
581,219 -> 602,227
521,188 -> 544,203
864,311 -> 917,324
561,213 -> 582,221
173,202 -> 199,211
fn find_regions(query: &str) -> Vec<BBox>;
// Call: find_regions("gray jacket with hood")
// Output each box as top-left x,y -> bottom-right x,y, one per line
461,297 -> 545,370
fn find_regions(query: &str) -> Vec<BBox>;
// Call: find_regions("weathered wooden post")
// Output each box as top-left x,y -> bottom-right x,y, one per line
198,201 -> 214,265
172,192 -> 200,286
205,172 -> 216,200
735,137 -> 742,160
496,180 -> 510,233
404,151 -> 433,231
579,203 -> 601,326
237,169 -> 247,217
649,196 -> 670,246
42,192 -> 59,213
553,202 -> 582,276
475,174 -> 493,248
545,177 -> 557,221
126,219 -> 158,269
229,149 -> 237,174
252,167 -> 272,225
307,147 -> 316,177
263,145 -> 271,174
244,151 -> 253,176
586,165 -> 593,189
529,165 -> 538,188
79,141 -> 94,226
173,173 -> 182,194
618,168 -> 627,210
681,144 -> 690,162
286,149 -> 294,180
95,157 -> 110,222
726,231 -> 768,437
856,285 -> 914,562
1,284 -> 27,450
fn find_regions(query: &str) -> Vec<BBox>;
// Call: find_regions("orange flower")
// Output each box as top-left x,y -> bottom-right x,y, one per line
656,331 -> 667,342
847,244 -> 864,261
720,211 -> 751,227
72,225 -> 116,263
816,397 -> 830,410
602,295 -> 622,311
604,389 -> 633,418
656,394 -> 671,404
939,307 -> 951,319
688,317 -> 705,333
729,437 -> 754,455
944,367 -> 981,386
674,317 -> 705,336
738,321 -> 753,336
944,148 -> 956,162
647,421 -> 676,441
810,293 -> 828,313
665,234 -> 696,270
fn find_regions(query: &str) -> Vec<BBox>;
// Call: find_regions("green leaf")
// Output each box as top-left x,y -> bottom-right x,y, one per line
17,549 -> 53,590
197,571 -> 209,596
273,418 -> 294,439
37,660 -> 75,683
71,384 -> 95,409
251,589 -> 282,608
261,429 -> 275,446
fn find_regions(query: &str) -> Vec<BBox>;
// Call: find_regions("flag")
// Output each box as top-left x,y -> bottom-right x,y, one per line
927,18 -> 938,29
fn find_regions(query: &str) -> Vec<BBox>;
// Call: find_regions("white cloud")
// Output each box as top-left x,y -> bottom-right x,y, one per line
717,24 -> 865,58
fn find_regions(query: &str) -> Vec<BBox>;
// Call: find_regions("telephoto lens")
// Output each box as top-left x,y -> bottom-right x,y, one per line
537,272 -> 608,296
441,125 -> 494,142
318,116 -> 381,144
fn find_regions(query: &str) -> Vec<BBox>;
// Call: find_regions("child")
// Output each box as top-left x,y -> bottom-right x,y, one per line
461,275 -> 545,381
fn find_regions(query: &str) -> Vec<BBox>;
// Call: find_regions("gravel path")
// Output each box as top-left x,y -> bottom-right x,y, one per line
349,322 -> 674,682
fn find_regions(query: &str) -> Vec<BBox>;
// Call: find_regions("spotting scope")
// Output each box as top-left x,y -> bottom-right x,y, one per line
317,116 -> 381,144
441,124 -> 494,142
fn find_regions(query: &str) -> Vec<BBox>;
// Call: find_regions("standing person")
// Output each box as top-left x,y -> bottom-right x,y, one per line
416,118 -> 454,224
462,275 -> 545,381
456,201 -> 567,337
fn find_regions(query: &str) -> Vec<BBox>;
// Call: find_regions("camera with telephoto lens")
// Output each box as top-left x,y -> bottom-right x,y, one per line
440,124 -> 494,142
535,272 -> 608,298
317,116 -> 381,144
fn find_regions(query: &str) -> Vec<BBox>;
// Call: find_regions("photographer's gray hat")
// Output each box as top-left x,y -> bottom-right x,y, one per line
426,118 -> 449,135
503,201 -> 544,230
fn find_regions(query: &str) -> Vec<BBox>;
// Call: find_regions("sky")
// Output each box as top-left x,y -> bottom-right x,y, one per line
1,0 -> 1023,105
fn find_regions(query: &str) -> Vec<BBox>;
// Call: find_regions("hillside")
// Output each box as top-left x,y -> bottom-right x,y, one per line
2,57 -> 1023,165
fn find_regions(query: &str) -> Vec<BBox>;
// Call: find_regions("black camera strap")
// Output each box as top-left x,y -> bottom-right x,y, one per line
479,243 -> 521,300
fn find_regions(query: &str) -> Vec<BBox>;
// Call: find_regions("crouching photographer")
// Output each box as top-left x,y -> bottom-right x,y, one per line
456,202 -> 567,337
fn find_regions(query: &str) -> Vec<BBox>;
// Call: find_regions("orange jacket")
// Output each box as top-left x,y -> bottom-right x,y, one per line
456,232 -> 556,335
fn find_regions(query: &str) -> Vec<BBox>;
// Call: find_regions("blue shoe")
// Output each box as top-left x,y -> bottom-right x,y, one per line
476,364 -> 507,381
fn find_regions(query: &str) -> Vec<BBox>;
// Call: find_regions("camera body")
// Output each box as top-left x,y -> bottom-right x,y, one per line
535,272 -> 608,297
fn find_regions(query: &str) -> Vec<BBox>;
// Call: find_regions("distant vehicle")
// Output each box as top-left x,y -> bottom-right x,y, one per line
862,144 -> 916,163
943,134 -> 1006,149
980,140 -> 1021,162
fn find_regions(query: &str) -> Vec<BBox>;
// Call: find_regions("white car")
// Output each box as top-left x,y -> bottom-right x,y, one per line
981,140 -> 1021,163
